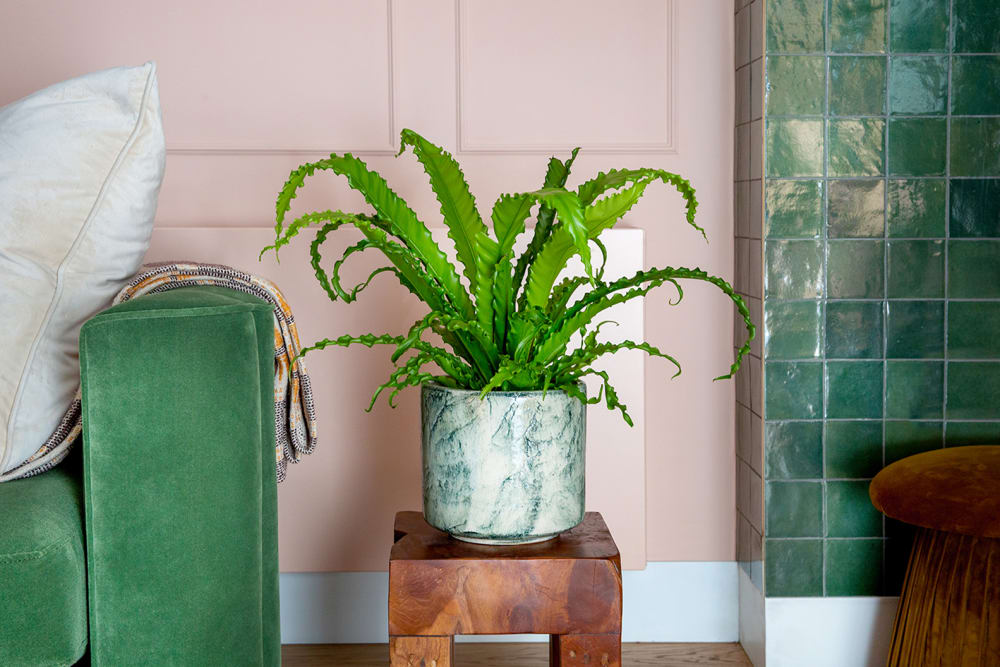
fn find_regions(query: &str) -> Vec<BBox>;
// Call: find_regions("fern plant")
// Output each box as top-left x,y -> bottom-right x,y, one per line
263,129 -> 755,425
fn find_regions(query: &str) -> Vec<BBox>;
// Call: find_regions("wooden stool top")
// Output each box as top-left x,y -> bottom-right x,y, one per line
870,445 -> 1000,538
389,511 -> 622,637
391,511 -> 620,563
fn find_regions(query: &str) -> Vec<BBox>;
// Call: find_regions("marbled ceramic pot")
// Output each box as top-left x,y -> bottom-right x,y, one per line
421,383 -> 586,545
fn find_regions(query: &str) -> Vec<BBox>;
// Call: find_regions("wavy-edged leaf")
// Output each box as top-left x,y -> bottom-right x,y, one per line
555,339 -> 682,380
275,152 -> 474,318
479,356 -> 547,395
309,218 -> 496,382
473,193 -> 536,349
511,147 -> 581,301
537,266 -> 755,380
524,177 -> 654,308
577,168 -> 701,233
398,129 -> 487,290
262,209 -> 355,261
309,218 -> 439,309
545,275 -> 590,320
571,369 -> 633,426
506,306 -> 551,363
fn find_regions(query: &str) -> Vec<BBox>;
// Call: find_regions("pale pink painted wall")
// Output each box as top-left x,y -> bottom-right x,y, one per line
0,0 -> 735,567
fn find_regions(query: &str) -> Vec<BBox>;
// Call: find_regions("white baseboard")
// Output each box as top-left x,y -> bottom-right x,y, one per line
765,596 -> 898,667
738,568 -> 765,666
279,561 -> 738,644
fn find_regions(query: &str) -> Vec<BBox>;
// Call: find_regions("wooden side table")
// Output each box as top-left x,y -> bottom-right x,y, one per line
388,511 -> 623,666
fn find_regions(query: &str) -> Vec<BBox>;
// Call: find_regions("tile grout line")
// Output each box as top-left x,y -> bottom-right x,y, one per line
768,51 -> 995,57
881,0 -> 891,594
761,175 -> 1000,180
820,0 -> 831,598
943,0 -> 956,445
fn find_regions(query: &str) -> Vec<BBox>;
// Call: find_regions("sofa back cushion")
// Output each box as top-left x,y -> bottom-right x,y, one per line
0,63 -> 165,476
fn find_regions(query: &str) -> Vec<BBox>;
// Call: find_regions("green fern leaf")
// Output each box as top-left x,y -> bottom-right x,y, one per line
511,147 -> 581,303
538,266 -> 755,380
398,129 -> 487,291
275,152 -> 474,318
524,177 -> 654,308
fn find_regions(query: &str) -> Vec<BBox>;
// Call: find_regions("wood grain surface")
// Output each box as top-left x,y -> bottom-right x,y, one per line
389,512 -> 622,637
282,643 -> 752,666
390,635 -> 454,667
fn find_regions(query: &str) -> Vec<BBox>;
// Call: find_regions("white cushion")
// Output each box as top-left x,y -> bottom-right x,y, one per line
0,63 -> 165,475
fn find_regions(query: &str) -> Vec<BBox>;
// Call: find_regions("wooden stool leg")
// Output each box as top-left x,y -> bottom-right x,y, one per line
389,635 -> 454,667
550,633 -> 621,666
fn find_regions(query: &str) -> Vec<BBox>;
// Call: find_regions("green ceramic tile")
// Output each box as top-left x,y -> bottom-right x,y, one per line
888,56 -> 948,115
765,300 -> 824,359
829,119 -> 885,176
827,481 -> 883,537
767,482 -> 823,536
767,56 -> 826,115
888,179 -> 946,237
952,0 -> 1000,52
828,180 -> 886,237
945,421 -> 1000,446
826,539 -> 884,595
766,539 -> 823,596
886,301 -> 945,358
766,361 -> 824,419
766,240 -> 825,299
888,119 -> 946,176
767,0 -> 826,52
890,0 -> 950,52
830,0 -> 888,53
826,301 -> 884,358
949,241 -> 1000,298
950,118 -> 1000,177
950,179 -> 1000,238
886,361 -> 944,418
827,361 -> 884,418
826,420 -> 884,477
830,56 -> 887,115
885,421 -> 942,463
887,240 -> 944,297
949,302 -> 1000,358
767,119 -> 825,177
947,362 -> 1000,419
827,241 -> 885,298
766,180 -> 825,239
952,57 -> 1000,116
766,421 -> 824,479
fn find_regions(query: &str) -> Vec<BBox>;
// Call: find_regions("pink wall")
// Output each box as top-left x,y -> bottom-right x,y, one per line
0,0 -> 735,567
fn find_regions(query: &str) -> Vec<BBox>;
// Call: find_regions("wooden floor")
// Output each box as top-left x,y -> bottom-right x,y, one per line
282,642 -> 751,666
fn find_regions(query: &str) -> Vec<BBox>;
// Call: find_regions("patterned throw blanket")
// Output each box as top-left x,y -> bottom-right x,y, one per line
5,262 -> 317,482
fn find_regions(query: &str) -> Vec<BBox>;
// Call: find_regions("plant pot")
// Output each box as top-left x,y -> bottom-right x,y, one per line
420,382 -> 586,545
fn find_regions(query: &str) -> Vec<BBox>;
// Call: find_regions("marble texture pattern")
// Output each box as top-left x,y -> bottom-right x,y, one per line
421,383 -> 586,544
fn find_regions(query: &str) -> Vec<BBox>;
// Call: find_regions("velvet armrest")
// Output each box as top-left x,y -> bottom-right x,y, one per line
79,286 -> 279,666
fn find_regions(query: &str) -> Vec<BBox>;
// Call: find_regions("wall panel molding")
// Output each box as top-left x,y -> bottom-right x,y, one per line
167,0 -> 398,156
455,0 -> 678,154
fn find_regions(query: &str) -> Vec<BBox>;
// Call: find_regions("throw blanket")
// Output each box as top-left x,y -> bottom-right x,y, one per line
5,262 -> 317,482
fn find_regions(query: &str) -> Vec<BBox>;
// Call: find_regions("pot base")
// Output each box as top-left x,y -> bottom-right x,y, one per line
450,532 -> 559,546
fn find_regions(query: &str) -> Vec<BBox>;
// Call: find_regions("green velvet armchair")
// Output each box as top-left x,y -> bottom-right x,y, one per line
0,287 -> 281,666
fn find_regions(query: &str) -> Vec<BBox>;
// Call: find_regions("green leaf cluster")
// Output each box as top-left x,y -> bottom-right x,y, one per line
263,130 -> 755,424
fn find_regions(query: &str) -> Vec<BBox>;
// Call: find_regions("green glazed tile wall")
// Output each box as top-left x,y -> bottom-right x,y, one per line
734,0 -> 766,595
762,0 -> 1000,598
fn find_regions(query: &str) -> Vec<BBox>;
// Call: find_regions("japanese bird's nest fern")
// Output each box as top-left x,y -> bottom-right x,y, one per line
262,129 -> 755,426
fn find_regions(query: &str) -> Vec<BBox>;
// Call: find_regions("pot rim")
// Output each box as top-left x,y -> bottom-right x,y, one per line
421,380 -> 586,397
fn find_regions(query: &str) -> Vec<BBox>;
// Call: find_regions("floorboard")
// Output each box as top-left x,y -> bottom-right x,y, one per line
281,642 -> 751,666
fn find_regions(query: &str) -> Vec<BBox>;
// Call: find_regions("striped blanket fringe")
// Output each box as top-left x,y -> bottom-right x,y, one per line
3,262 -> 317,483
